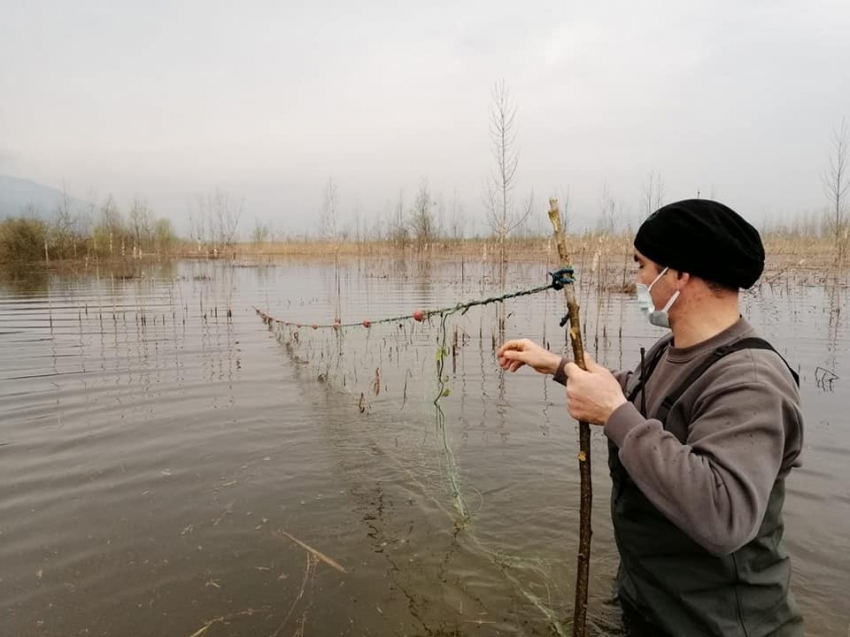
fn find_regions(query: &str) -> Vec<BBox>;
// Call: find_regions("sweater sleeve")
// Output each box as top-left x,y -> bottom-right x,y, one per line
552,356 -> 569,385
603,355 -> 802,556
552,357 -> 632,391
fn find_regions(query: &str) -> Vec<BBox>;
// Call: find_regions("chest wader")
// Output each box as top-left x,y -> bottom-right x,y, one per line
609,337 -> 803,637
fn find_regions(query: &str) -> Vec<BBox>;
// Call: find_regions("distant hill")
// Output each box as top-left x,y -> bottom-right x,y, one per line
0,175 -> 83,218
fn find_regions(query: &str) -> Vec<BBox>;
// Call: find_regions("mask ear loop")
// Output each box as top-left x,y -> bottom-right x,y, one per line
661,271 -> 685,313
659,290 -> 680,314
647,266 -> 670,293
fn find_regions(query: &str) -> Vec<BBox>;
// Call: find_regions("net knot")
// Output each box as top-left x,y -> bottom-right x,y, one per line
549,267 -> 575,290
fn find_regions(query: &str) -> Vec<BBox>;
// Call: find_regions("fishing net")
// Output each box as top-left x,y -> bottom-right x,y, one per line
253,259 -> 625,636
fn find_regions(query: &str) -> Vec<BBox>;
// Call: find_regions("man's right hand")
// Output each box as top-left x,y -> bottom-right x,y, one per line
497,339 -> 561,375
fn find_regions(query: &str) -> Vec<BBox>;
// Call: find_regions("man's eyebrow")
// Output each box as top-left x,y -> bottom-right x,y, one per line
633,254 -> 641,262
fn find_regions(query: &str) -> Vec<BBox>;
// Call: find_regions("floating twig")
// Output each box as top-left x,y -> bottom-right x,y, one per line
274,530 -> 347,574
187,608 -> 261,637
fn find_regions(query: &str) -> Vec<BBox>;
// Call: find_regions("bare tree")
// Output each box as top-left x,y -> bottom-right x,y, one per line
487,81 -> 532,262
450,191 -> 465,240
49,187 -> 80,260
129,196 -> 153,256
514,190 -> 535,238
251,217 -> 270,246
642,170 -> 665,219
435,195 -> 446,240
153,218 -> 176,254
320,178 -> 339,243
823,117 -> 850,263
187,197 -> 205,252
389,190 -> 408,248
80,189 -> 98,257
191,189 -> 241,252
352,201 -> 362,245
212,189 -> 243,248
371,205 -> 387,242
410,179 -> 437,248
598,183 -> 618,235
99,195 -> 123,256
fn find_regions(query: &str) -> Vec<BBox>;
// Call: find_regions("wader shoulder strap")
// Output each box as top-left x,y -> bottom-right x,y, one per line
654,337 -> 800,424
626,337 -> 672,404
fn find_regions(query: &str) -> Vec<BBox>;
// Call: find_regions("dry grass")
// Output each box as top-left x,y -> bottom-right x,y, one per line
231,231 -> 845,266
4,229 -> 844,272
8,232 -> 841,295
223,233 -> 849,299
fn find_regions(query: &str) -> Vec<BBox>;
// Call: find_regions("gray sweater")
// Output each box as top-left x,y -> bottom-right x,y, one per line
555,318 -> 803,555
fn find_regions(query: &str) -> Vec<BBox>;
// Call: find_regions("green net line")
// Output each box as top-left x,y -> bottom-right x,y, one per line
254,283 -> 554,331
254,274 -> 580,635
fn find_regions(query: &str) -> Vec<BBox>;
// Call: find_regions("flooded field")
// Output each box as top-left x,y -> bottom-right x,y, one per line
0,257 -> 847,636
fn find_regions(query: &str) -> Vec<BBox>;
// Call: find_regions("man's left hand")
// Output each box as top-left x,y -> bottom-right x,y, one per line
564,353 -> 627,425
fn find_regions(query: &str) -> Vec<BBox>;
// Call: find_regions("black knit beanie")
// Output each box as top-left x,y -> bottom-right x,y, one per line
634,199 -> 765,290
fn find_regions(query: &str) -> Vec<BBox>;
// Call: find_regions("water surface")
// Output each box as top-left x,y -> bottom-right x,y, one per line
0,257 -> 846,636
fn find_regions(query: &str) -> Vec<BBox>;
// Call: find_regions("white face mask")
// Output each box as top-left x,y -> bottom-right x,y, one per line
636,267 -> 680,328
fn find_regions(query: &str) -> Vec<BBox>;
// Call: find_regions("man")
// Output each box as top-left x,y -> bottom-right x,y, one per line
497,199 -> 804,636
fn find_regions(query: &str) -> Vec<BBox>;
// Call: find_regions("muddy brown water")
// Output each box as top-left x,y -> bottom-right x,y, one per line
0,259 -> 847,637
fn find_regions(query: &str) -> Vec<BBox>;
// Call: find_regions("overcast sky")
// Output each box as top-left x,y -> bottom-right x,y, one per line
1,0 -> 849,235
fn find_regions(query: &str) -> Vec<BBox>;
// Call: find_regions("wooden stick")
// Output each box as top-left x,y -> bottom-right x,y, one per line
547,198 -> 592,637
275,530 -> 347,574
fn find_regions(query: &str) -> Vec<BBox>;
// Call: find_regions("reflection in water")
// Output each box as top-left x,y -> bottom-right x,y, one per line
0,263 -> 49,296
825,279 -> 842,377
0,258 -> 846,636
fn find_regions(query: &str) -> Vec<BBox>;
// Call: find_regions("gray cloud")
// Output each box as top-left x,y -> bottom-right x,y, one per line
1,0 -> 848,234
